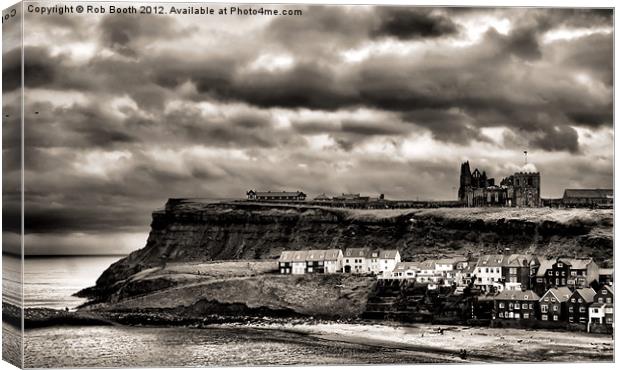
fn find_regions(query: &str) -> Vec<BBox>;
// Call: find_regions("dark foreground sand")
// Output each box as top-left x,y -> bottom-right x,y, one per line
216,322 -> 614,363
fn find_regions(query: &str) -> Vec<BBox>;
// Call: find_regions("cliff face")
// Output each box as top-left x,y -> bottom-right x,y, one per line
94,200 -> 613,291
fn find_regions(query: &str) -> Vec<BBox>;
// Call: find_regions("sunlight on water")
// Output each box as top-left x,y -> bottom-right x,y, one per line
24,325 -> 438,368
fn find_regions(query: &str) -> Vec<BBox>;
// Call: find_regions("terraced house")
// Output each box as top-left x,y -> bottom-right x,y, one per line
567,288 -> 596,325
539,287 -> 572,322
533,258 -> 599,295
343,248 -> 370,274
494,290 -> 539,320
501,254 -> 539,291
589,285 -> 614,332
474,254 -> 504,292
278,249 -> 343,275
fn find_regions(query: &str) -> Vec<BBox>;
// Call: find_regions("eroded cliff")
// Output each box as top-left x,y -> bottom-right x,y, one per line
93,199 -> 613,294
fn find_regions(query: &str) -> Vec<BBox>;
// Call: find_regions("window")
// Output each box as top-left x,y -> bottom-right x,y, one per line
607,318 -> 613,324
509,303 -> 513,310
499,302 -> 505,308
579,307 -> 586,313
345,259 -> 349,263
541,305 -> 548,313
606,298 -> 612,303
569,307 -> 573,313
561,271 -> 566,276
529,304 -> 534,309
548,271 -> 553,276
571,298 -> 576,303
571,271 -> 577,276
578,298 -> 583,303
598,298 -> 604,303
602,290 -> 608,295
553,315 -> 559,321
542,314 -> 548,320
523,313 -> 529,319
558,263 -> 563,268
553,305 -> 558,312
551,297 -> 556,303
498,312 -> 504,318
514,303 -> 520,309
556,271 -> 560,276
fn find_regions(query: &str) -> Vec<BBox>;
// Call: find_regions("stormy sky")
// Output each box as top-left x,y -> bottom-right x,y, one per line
2,4 -> 613,254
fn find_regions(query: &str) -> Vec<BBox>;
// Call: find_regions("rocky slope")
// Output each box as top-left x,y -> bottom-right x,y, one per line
92,199 -> 613,295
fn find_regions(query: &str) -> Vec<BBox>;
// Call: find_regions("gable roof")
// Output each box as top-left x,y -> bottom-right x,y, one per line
559,258 -> 594,270
563,189 -> 613,199
476,254 -> 506,267
379,250 -> 399,259
323,249 -> 342,261
572,288 -> 597,303
504,254 -> 537,267
536,258 -> 555,277
279,250 -> 296,262
291,250 -> 309,262
598,285 -> 614,296
418,260 -> 437,270
495,290 -> 539,301
542,287 -> 573,302
305,249 -> 327,261
344,248 -> 370,258
394,262 -> 419,271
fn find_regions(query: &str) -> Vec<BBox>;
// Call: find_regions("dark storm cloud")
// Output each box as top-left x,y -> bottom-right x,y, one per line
22,102 -> 136,150
372,8 -> 460,40
16,7 -> 613,250
99,14 -> 192,57
3,46 -> 94,92
402,109 -> 485,143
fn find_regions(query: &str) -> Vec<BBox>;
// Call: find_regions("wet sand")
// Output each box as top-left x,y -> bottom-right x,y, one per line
218,322 -> 614,363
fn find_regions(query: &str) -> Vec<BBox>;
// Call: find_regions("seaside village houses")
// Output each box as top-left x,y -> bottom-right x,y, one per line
278,247 -> 613,332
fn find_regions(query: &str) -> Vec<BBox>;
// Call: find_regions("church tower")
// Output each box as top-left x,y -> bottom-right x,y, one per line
458,161 -> 472,202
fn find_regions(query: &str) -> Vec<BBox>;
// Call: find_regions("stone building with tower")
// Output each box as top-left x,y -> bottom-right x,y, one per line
458,161 -> 541,207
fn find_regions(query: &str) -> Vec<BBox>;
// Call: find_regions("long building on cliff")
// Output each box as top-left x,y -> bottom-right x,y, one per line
458,161 -> 541,207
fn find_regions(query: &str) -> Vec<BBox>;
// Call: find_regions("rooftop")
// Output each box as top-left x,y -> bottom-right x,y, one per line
563,189 -> 613,199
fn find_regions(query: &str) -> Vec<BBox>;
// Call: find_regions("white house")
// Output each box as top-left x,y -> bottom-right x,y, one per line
343,248 -> 370,274
391,262 -> 419,279
474,254 -> 505,292
416,260 -> 441,283
323,249 -> 343,274
369,249 -> 401,276
291,250 -> 309,275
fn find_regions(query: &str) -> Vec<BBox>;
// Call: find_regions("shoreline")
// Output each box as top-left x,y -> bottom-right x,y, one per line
9,308 -> 613,364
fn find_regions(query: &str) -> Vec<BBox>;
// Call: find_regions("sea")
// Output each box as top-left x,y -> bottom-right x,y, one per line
2,254 -> 439,368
